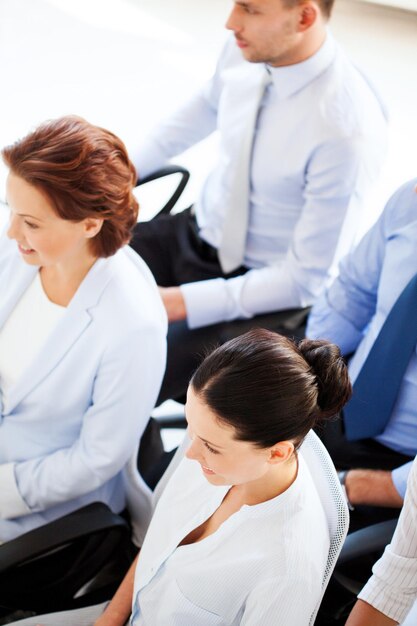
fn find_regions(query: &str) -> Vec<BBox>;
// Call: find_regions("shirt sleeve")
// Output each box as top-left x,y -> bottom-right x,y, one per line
392,461 -> 414,500
132,43 -> 229,178
132,91 -> 218,178
0,325 -> 166,519
181,136 -> 385,330
358,456 -> 417,623
306,188 -> 391,352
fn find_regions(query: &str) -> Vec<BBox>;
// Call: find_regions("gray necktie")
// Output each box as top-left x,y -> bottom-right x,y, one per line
218,67 -> 272,274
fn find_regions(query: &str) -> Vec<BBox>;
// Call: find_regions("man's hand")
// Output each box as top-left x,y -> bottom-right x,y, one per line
345,469 -> 404,508
159,287 -> 187,322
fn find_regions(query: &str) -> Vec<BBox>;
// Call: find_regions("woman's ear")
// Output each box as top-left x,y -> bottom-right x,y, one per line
84,217 -> 104,239
268,441 -> 295,465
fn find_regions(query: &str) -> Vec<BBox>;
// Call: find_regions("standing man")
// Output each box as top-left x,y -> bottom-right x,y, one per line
131,0 -> 388,404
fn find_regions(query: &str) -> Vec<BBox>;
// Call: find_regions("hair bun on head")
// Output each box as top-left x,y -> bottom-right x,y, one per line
298,339 -> 352,420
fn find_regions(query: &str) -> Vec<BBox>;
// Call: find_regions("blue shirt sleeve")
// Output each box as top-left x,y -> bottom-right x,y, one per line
392,461 -> 414,499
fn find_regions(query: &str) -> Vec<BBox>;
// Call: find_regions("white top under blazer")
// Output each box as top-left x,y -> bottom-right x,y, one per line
0,271 -> 65,403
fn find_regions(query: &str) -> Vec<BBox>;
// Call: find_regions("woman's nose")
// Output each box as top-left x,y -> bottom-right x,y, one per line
7,214 -> 19,240
185,437 -> 201,461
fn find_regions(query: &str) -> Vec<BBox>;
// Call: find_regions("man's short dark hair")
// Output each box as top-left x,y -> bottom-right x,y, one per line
283,0 -> 335,19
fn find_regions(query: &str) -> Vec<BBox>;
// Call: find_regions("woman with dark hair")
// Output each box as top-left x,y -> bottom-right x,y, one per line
0,116 -> 167,542
17,328 -> 351,625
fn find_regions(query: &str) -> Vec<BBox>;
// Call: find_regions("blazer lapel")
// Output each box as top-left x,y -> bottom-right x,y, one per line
4,256 -> 115,414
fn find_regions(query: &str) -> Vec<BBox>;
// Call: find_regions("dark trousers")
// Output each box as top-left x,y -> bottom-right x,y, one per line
130,209 -> 309,404
317,415 -> 414,531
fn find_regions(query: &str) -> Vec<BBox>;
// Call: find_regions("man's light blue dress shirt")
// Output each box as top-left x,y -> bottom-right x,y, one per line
307,179 -> 417,497
134,32 -> 388,329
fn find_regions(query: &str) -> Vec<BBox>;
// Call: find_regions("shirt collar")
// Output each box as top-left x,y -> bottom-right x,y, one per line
265,30 -> 337,100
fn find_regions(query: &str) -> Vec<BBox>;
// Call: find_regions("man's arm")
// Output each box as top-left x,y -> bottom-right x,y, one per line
346,599 -> 398,626
180,135 -> 387,330
308,182 -> 417,353
343,460 -> 415,508
132,39 -> 237,179
94,553 -> 139,626
133,90 -> 218,179
344,469 -> 403,508
159,286 -> 187,322
307,194 -> 389,351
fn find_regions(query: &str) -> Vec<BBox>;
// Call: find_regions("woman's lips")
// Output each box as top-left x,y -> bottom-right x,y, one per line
18,243 -> 35,255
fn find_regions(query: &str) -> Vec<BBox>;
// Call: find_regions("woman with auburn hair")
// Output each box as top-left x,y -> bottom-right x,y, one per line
0,116 -> 167,542
17,328 -> 351,626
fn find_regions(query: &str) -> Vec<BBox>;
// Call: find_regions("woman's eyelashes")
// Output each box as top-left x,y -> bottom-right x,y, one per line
204,442 -> 220,454
24,220 -> 39,229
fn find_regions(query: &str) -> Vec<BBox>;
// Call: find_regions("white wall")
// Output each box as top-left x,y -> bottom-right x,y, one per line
363,0 -> 417,11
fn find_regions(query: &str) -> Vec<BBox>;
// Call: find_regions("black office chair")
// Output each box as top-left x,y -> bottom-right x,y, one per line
0,503 -> 133,620
0,417 -> 189,621
136,164 -> 190,218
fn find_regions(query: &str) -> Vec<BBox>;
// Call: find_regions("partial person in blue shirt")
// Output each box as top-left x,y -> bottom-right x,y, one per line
307,179 -> 417,527
0,117 -> 167,542
128,0 -> 388,406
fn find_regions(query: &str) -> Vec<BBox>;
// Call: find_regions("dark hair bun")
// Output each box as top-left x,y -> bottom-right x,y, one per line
298,339 -> 352,419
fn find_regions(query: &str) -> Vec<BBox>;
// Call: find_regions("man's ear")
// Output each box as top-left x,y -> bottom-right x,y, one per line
268,441 -> 295,465
84,217 -> 104,239
298,2 -> 319,32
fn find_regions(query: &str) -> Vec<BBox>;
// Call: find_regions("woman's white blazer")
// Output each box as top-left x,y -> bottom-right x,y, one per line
0,236 -> 167,542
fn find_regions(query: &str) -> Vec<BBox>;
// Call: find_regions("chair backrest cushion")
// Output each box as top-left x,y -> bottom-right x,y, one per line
300,430 -> 350,624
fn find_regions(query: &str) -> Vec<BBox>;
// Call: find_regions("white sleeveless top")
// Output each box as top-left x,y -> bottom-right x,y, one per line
0,272 -> 65,405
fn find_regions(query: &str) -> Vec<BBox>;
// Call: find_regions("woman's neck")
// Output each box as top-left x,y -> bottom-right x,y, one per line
179,455 -> 299,548
39,253 -> 98,307
232,454 -> 299,507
